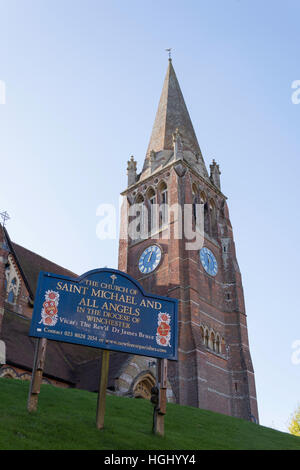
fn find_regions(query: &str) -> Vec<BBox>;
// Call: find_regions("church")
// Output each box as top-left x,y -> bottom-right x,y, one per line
0,58 -> 259,422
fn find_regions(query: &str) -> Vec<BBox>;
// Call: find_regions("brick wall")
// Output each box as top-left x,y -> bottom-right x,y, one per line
118,161 -> 259,422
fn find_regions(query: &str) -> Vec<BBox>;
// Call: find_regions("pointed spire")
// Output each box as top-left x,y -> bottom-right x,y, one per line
143,60 -> 207,176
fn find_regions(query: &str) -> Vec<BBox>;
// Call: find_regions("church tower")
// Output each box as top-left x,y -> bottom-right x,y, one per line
118,59 -> 259,422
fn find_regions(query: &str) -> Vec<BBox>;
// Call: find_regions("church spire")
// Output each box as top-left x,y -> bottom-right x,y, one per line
143,59 -> 208,177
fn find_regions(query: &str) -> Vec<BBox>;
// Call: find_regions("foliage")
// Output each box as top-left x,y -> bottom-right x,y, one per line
289,405 -> 300,437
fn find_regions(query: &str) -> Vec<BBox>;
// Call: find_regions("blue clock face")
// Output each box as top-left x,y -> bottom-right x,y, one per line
138,245 -> 162,274
200,247 -> 218,276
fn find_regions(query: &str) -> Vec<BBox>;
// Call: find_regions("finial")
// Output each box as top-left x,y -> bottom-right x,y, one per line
127,156 -> 137,186
210,159 -> 221,190
0,211 -> 10,227
127,155 -> 137,173
165,48 -> 172,61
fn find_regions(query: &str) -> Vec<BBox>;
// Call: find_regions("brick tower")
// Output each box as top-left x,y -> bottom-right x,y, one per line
118,59 -> 259,422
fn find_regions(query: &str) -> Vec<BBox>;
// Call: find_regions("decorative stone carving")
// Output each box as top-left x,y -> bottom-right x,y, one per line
127,156 -> 137,187
210,159 -> 221,190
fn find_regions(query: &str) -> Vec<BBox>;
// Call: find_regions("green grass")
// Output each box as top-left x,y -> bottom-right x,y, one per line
0,377 -> 299,450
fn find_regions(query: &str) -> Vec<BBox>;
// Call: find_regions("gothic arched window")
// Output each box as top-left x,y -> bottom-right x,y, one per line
158,181 -> 168,228
204,329 -> 209,348
134,193 -> 146,240
5,258 -> 20,304
209,331 -> 215,351
7,278 -> 17,303
133,372 -> 156,400
147,187 -> 157,234
7,290 -> 15,304
216,334 -> 221,354
192,183 -> 199,222
200,191 -> 210,234
209,199 -> 218,238
200,326 -> 205,345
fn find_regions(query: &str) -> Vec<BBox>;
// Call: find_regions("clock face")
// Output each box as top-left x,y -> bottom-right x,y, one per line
200,247 -> 218,276
138,245 -> 162,274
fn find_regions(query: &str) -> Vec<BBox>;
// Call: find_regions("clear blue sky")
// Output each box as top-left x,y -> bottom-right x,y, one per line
0,0 -> 299,433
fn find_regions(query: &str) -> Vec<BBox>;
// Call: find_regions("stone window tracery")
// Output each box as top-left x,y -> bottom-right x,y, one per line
158,181 -> 168,228
147,187 -> 157,234
133,193 -> 146,239
200,323 -> 225,356
5,257 -> 20,304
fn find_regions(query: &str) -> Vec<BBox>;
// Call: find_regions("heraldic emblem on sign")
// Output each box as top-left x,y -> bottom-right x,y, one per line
39,290 -> 60,327
156,312 -> 171,347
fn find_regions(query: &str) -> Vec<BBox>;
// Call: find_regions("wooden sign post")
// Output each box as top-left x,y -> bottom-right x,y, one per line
96,350 -> 110,429
27,337 -> 47,412
153,358 -> 167,437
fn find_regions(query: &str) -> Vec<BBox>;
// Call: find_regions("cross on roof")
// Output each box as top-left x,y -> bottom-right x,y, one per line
165,48 -> 172,60
0,211 -> 10,227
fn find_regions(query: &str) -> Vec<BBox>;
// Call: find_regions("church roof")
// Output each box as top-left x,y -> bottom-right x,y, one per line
11,242 -> 76,299
3,225 -> 77,300
143,59 -> 207,175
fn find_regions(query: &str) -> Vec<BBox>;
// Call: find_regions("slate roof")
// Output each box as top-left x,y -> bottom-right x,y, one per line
144,59 -> 207,176
11,241 -> 77,300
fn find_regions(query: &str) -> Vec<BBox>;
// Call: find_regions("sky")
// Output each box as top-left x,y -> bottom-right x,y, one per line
0,0 -> 299,433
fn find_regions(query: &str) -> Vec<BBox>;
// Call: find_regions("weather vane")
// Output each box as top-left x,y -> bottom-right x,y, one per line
165,48 -> 172,60
0,211 -> 10,227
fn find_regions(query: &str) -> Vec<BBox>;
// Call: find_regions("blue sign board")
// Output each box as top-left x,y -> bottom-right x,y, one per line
29,268 -> 178,360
